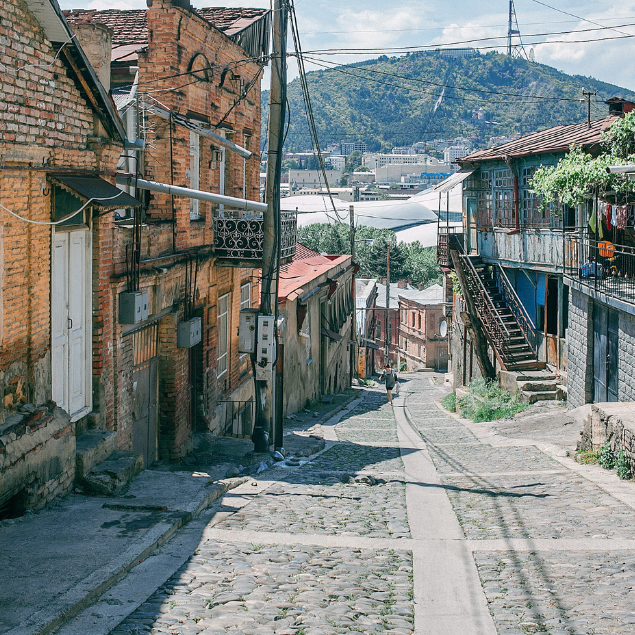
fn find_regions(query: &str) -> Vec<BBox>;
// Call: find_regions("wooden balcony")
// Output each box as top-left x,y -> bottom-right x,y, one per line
213,210 -> 297,267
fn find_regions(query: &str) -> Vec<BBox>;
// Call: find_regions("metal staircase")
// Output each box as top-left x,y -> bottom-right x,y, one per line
458,254 -> 543,371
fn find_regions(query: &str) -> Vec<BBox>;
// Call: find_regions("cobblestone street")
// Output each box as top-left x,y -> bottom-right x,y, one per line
65,375 -> 635,635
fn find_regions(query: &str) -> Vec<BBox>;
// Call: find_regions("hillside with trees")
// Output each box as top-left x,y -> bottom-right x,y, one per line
263,51 -> 635,151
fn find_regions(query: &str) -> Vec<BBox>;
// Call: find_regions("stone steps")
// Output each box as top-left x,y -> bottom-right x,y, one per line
76,430 -> 143,496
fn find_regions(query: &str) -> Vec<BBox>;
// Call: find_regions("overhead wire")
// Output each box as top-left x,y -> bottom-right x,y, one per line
288,0 -> 346,221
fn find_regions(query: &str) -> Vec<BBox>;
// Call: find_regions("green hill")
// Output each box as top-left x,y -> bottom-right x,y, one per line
262,51 -> 635,152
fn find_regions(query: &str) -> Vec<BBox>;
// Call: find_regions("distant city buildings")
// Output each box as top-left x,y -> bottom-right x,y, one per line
341,141 -> 367,155
443,145 -> 469,170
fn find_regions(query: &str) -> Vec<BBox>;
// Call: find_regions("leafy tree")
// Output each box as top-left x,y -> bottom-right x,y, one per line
531,113 -> 635,207
344,151 -> 363,174
296,223 -> 442,287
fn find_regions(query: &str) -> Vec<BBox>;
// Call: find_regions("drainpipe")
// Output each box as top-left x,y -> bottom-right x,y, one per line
115,176 -> 267,212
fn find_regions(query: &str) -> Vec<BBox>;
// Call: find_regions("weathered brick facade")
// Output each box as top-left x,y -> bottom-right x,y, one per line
0,0 -> 124,512
67,0 -> 266,461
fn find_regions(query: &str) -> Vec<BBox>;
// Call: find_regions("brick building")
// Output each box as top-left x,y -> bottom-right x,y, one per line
397,284 -> 447,372
65,1 -> 272,464
0,0 -> 131,514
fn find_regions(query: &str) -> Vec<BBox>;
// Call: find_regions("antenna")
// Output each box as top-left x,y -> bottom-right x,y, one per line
507,0 -> 529,60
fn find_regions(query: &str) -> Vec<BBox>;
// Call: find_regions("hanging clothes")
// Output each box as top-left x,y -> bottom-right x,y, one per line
606,204 -> 613,231
589,208 -> 597,233
616,205 -> 628,230
612,204 -> 618,228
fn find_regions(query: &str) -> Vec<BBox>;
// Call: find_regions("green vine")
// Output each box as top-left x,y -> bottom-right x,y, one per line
530,112 -> 635,208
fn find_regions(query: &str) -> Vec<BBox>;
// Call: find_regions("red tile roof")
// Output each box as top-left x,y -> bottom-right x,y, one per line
64,7 -> 268,46
460,116 -> 618,164
277,244 -> 351,301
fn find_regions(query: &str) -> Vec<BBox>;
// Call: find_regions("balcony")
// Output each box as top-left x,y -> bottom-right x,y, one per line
213,210 -> 297,267
437,226 -> 465,268
565,235 -> 635,305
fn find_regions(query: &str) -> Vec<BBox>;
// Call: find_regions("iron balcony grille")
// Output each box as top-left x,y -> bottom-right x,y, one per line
213,209 -> 297,263
565,235 -> 635,305
437,226 -> 464,267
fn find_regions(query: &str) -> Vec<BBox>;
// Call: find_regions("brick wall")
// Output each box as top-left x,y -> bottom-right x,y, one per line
86,1 -> 264,459
566,288 -> 593,408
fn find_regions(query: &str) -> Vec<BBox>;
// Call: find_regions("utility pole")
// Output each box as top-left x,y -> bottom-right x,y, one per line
583,89 -> 597,129
252,0 -> 287,452
349,205 -> 357,381
385,244 -> 391,366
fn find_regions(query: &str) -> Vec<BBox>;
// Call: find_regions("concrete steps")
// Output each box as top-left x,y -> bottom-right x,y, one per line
500,369 -> 565,404
76,430 -> 143,496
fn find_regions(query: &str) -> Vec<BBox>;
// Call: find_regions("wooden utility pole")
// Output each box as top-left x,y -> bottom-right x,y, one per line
253,0 -> 287,452
582,89 -> 597,129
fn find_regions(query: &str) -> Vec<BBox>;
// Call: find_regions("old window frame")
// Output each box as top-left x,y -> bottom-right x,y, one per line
217,293 -> 229,378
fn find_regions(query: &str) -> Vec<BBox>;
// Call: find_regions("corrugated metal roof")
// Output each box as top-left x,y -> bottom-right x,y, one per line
278,254 -> 350,301
460,116 -> 618,163
431,168 -> 474,193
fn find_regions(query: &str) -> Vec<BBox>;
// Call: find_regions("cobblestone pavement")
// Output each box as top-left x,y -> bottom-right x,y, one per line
111,388 -> 414,635
107,374 -> 635,635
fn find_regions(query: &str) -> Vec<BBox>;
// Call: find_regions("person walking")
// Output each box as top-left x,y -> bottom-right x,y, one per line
379,363 -> 398,406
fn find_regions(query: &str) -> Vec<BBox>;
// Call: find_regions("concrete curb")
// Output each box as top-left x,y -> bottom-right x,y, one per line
6,477 -> 250,635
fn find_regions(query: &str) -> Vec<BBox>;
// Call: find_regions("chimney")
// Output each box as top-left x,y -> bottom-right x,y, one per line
397,279 -> 407,289
71,22 -> 113,92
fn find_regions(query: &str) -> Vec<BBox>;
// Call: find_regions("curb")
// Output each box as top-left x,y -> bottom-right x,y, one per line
7,477 -> 249,635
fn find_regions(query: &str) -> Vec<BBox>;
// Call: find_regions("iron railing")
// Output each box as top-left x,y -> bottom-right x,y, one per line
564,235 -> 635,305
494,263 -> 537,355
458,255 -> 537,370
217,399 -> 254,438
437,226 -> 464,267
213,209 -> 297,263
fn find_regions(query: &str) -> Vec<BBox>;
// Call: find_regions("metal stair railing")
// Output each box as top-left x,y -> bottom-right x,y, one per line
494,264 -> 537,356
458,255 -> 523,369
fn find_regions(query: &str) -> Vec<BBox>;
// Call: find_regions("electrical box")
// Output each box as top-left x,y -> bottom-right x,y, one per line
119,290 -> 148,325
255,314 -> 275,381
238,309 -> 259,354
177,317 -> 202,348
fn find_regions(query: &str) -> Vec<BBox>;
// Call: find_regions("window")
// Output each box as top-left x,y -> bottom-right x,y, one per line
239,283 -> 250,359
493,168 -> 514,227
520,166 -> 559,228
418,313 -> 421,330
217,293 -> 229,378
189,131 -> 201,219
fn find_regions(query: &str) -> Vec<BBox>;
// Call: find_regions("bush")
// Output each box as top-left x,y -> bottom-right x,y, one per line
575,450 -> 599,465
598,442 -> 618,470
617,451 -> 633,480
457,378 -> 527,423
441,391 -> 457,412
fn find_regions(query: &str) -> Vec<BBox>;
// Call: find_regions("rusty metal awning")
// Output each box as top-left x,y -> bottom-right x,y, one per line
51,175 -> 141,208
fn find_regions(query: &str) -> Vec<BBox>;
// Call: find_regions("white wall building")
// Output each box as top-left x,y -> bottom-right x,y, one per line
443,145 -> 468,171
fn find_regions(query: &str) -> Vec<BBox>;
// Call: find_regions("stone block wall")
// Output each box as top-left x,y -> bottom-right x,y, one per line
617,309 -> 635,401
565,288 -> 594,408
0,403 -> 75,515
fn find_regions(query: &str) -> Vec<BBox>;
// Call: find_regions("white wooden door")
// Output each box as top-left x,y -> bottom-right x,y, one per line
51,229 -> 91,420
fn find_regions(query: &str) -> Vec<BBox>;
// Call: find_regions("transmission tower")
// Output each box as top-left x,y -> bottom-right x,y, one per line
507,0 -> 530,60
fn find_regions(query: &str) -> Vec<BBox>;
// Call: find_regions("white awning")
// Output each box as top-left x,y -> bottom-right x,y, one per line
430,168 -> 474,193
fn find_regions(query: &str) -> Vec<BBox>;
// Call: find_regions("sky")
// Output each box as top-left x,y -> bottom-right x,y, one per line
58,0 -> 635,92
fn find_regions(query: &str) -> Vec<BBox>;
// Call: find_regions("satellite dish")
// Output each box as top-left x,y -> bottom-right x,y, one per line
439,320 -> 448,337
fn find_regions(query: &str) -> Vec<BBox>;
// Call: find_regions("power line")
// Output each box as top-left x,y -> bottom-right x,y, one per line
289,0 -> 346,221
528,0 -> 634,38
301,24 -> 635,56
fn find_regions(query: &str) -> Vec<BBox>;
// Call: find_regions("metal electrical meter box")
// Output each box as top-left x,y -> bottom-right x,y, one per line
255,314 -> 275,380
238,309 -> 259,354
177,317 -> 202,348
119,290 -> 148,325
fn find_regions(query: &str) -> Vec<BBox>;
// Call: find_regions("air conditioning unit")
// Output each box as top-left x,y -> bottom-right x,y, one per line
177,317 -> 202,348
119,290 -> 148,325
